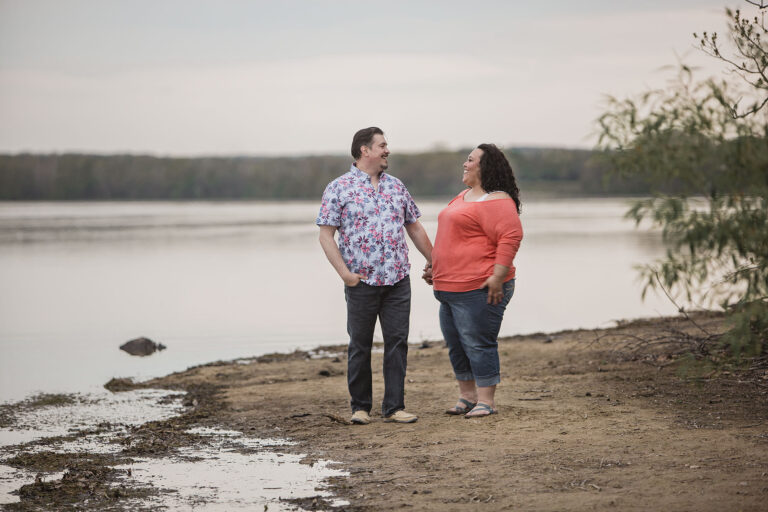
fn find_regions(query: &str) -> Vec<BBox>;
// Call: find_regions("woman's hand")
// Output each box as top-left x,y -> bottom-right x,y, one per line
481,274 -> 505,304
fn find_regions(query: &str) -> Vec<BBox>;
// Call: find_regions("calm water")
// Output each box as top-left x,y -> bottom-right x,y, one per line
0,198 -> 676,403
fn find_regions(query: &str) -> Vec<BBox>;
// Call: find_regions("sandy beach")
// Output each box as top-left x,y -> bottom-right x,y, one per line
3,311 -> 768,511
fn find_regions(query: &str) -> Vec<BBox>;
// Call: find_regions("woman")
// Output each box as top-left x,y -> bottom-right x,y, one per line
427,143 -> 523,418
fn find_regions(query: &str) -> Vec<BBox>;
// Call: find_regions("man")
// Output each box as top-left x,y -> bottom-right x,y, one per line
317,127 -> 432,425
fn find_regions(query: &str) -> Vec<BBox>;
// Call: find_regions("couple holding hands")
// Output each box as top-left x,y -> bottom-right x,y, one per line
317,127 -> 523,424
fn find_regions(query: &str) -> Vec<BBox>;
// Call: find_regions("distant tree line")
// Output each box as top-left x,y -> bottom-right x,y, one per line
0,147 -> 649,200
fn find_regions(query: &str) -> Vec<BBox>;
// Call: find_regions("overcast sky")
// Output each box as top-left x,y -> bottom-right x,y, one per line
0,0 -> 737,156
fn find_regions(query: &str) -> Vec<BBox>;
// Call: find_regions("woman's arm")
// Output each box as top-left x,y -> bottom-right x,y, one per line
477,201 -> 523,303
480,201 -> 523,269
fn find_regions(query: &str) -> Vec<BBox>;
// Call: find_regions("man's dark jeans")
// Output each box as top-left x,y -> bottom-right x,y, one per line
344,275 -> 410,417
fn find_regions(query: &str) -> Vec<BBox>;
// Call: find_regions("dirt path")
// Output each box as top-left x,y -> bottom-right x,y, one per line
146,313 -> 768,511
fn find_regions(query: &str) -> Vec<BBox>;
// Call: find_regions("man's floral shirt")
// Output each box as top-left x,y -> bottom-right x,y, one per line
316,165 -> 421,286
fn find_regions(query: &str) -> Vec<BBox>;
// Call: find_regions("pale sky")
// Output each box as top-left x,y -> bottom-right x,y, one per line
0,0 -> 737,156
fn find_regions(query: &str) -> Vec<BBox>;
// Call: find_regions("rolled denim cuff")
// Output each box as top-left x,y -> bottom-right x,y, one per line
475,373 -> 501,387
454,371 -> 474,382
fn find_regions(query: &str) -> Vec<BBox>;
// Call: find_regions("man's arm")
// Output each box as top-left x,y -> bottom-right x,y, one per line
318,225 -> 366,286
405,220 -> 433,266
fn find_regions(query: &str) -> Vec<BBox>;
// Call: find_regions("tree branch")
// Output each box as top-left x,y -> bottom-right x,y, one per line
744,1 -> 768,9
653,271 -> 713,336
728,95 -> 768,118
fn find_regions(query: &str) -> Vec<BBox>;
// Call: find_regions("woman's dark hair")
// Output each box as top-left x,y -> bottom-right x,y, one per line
351,127 -> 384,160
477,143 -> 522,214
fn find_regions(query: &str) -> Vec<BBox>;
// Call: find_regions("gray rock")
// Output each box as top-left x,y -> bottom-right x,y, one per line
120,337 -> 166,356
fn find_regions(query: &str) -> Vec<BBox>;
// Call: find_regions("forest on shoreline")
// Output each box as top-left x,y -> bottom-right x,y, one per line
0,147 -> 650,200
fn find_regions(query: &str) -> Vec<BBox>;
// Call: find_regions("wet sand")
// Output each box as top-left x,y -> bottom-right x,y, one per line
4,312 -> 768,510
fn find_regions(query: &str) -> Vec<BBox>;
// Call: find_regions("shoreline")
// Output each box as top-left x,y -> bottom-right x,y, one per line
2,311 -> 768,510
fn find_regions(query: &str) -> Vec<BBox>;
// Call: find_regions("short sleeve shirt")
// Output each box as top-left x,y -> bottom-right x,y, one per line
316,164 -> 421,286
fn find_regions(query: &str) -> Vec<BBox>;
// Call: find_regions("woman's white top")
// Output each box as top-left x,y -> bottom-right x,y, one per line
476,191 -> 503,202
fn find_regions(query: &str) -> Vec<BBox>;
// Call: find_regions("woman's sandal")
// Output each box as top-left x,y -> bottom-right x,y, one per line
445,398 -> 477,415
464,402 -> 497,418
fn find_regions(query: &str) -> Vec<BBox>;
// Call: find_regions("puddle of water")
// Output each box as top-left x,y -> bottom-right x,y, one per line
0,389 -> 185,505
185,426 -> 287,447
116,427 -> 349,511
0,389 -> 185,447
0,398 -> 350,510
308,349 -> 344,360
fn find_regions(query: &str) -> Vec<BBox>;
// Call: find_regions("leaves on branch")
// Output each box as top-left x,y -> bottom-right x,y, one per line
597,1 -> 768,366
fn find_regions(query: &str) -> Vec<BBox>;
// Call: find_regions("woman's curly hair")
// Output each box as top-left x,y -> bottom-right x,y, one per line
477,143 -> 522,214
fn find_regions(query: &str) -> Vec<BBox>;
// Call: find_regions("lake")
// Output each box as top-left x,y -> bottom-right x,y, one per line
0,198 -> 676,403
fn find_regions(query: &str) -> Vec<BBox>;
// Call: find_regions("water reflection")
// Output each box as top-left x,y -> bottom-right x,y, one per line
116,428 -> 347,511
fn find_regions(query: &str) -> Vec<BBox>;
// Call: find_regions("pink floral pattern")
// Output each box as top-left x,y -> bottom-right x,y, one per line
317,165 -> 421,286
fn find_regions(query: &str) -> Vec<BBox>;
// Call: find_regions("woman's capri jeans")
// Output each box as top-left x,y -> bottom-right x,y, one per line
433,279 -> 515,387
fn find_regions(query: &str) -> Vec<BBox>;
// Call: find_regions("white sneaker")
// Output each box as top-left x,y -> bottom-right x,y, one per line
350,410 -> 371,425
383,410 -> 418,423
